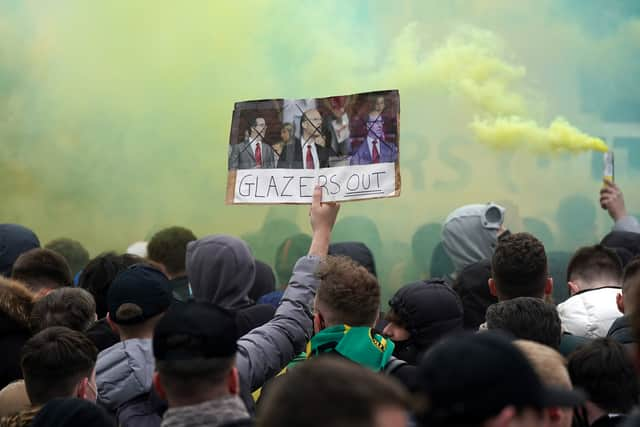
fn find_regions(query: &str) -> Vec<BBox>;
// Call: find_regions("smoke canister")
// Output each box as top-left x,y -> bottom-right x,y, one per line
603,151 -> 614,184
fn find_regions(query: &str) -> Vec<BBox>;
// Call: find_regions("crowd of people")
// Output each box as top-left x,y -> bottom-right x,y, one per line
0,180 -> 639,426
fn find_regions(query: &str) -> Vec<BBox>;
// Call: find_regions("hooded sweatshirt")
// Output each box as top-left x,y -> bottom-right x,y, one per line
441,204 -> 504,273
0,225 -> 40,278
186,235 -> 274,333
96,338 -> 154,413
186,235 -> 255,310
388,280 -> 464,364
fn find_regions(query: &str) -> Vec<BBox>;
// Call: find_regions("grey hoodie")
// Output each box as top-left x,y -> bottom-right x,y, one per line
96,338 -> 154,413
186,235 -> 255,310
442,204 -> 504,273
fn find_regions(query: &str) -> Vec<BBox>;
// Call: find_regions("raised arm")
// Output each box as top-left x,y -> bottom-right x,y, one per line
600,181 -> 640,233
235,187 -> 339,404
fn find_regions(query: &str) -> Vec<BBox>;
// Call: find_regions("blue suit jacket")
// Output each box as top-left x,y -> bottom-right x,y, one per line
350,140 -> 398,165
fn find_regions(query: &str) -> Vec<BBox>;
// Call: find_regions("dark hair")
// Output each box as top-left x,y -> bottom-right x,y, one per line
30,288 -> 96,333
623,257 -> 640,295
147,226 -> 196,277
157,356 -> 234,399
491,233 -> 548,300
486,297 -> 561,349
78,252 -> 141,318
258,356 -> 409,427
21,326 -> 98,405
568,338 -> 639,413
11,248 -> 73,291
316,256 -> 380,326
44,238 -> 90,277
567,245 -> 623,286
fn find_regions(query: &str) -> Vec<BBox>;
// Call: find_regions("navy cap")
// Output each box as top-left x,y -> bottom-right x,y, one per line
153,301 -> 238,361
107,264 -> 172,325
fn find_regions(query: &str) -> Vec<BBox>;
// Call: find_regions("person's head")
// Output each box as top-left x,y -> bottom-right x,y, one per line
11,248 -> 73,292
442,203 -> 506,272
21,326 -> 98,405
489,232 -> 552,301
147,226 -> 197,279
274,234 -> 312,286
618,257 -> 640,315
566,245 -> 623,295
301,108 -> 322,139
514,340 -> 574,427
486,297 -> 562,350
30,287 -> 96,333
370,95 -> 385,113
328,241 -> 377,278
383,280 -> 463,363
568,338 -> 639,416
107,264 -> 172,340
44,238 -> 90,277
186,235 -> 255,310
30,398 -> 113,427
411,223 -> 442,277
258,356 -> 410,427
418,332 -> 584,427
249,116 -> 267,139
78,252 -> 141,319
280,122 -> 293,143
153,301 -> 239,407
249,260 -> 275,302
0,223 -> 40,277
314,255 -> 380,332
126,241 -> 148,258
0,276 -> 35,333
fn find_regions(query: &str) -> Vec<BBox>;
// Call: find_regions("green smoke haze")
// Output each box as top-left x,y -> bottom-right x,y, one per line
2,0 -> 639,300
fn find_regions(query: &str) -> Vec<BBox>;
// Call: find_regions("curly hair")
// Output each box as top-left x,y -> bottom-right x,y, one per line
316,256 -> 380,327
491,232 -> 548,300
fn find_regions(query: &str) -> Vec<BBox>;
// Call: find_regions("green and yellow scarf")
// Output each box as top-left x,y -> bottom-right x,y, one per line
306,324 -> 395,372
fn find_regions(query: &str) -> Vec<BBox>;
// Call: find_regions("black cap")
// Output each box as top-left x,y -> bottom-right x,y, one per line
107,264 -> 172,325
153,301 -> 238,361
418,332 -> 585,425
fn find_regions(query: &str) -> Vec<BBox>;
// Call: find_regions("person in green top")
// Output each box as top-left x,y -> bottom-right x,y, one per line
306,255 -> 394,372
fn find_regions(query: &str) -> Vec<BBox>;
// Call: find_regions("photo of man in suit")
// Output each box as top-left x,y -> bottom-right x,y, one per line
228,117 -> 277,170
350,95 -> 398,165
278,108 -> 336,169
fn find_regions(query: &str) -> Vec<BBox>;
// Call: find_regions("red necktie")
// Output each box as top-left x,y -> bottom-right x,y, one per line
255,142 -> 262,168
372,140 -> 380,164
306,145 -> 314,169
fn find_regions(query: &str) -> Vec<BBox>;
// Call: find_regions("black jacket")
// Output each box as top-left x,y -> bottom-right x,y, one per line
278,138 -> 336,169
453,259 -> 497,330
607,315 -> 634,346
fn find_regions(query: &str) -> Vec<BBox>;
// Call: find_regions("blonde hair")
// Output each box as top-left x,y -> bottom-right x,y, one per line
514,340 -> 572,388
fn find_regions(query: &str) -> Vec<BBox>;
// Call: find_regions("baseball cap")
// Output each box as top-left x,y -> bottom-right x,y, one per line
418,332 -> 585,425
153,301 -> 238,361
107,264 -> 172,325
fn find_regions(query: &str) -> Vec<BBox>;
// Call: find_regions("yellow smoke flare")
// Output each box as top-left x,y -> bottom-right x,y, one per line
471,116 -> 609,153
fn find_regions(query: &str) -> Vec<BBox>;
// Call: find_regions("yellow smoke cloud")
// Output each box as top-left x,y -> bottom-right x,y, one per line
424,27 -> 527,116
471,116 -> 609,153
411,27 -> 609,153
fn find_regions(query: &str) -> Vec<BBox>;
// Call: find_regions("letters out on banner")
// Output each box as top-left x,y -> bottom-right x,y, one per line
233,163 -> 397,204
